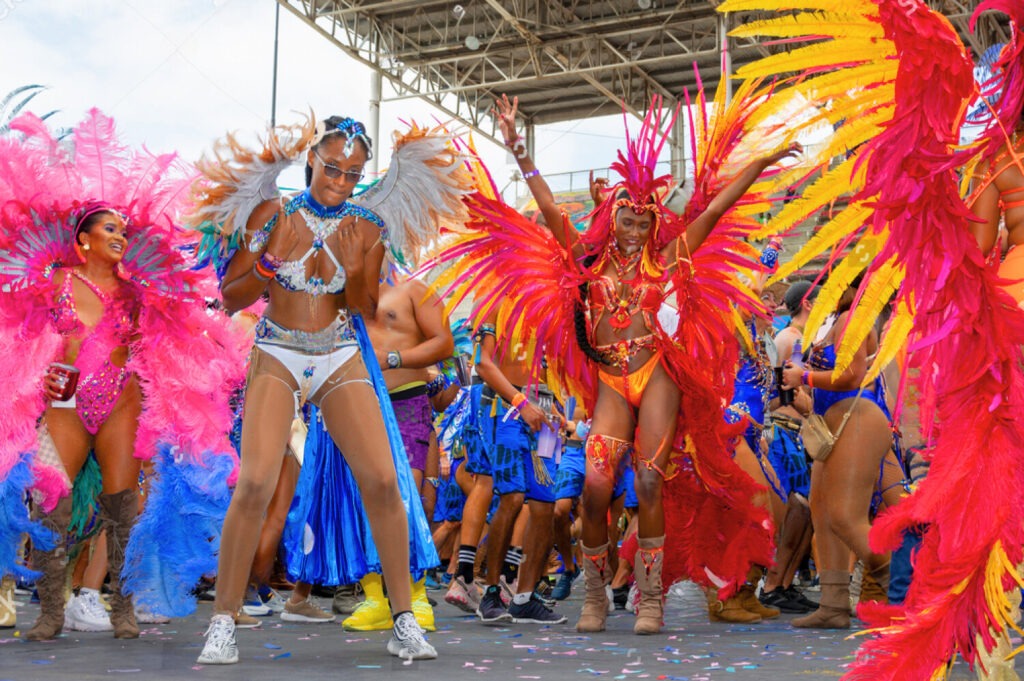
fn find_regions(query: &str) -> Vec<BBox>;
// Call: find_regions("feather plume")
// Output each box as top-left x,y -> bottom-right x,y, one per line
354,123 -> 473,268
185,116 -> 316,238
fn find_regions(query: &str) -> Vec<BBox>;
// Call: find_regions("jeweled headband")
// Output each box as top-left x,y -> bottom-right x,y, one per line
74,200 -> 129,237
312,117 -> 373,160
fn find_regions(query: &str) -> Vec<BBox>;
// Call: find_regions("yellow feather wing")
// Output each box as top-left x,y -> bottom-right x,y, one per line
833,255 -> 904,376
802,231 -> 885,346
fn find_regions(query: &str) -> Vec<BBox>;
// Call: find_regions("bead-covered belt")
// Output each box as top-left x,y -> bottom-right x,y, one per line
254,313 -> 355,355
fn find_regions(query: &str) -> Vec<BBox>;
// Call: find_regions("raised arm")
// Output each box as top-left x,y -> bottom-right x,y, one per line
677,143 -> 802,257
494,94 -> 570,249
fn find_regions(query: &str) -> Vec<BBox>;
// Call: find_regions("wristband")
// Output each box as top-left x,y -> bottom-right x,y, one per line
252,261 -> 272,282
511,392 -> 527,409
522,169 -> 540,180
803,371 -> 814,388
260,252 -> 283,272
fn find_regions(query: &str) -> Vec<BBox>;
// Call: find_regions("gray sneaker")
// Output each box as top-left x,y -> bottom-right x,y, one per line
332,583 -> 364,615
386,611 -> 438,660
197,614 -> 238,665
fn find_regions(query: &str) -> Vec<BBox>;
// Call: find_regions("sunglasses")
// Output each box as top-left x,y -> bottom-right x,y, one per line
313,149 -> 364,182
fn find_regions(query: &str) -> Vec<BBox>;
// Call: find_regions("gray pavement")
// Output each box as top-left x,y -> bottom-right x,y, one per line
0,583 -> 988,681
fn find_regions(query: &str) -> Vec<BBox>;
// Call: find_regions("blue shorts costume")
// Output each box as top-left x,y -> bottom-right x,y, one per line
489,389 -> 556,504
462,383 -> 493,476
766,419 -> 811,498
433,456 -> 466,523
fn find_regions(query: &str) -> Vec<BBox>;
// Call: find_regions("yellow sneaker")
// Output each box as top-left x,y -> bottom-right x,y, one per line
342,573 -> 392,631
411,577 -> 436,632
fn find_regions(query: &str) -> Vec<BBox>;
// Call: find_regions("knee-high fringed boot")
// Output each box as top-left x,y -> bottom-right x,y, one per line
633,536 -> 664,635
26,495 -> 73,641
99,488 -> 139,639
576,542 -> 610,633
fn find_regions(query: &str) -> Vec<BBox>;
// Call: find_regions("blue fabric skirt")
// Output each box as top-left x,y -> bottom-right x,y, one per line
282,314 -> 439,585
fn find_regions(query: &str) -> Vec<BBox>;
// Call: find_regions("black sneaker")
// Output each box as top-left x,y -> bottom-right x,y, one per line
508,594 -> 568,624
760,587 -> 812,614
612,585 -> 630,610
783,586 -> 819,610
476,586 -> 512,624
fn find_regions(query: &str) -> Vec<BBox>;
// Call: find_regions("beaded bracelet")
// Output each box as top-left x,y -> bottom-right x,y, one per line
260,252 -> 283,271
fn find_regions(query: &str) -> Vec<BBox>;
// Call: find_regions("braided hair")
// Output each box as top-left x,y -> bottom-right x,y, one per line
574,252 -> 611,365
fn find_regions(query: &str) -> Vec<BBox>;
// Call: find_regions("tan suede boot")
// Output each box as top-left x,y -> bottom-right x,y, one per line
26,495 -> 73,641
858,560 -> 890,606
792,569 -> 851,629
706,587 -> 763,623
99,489 -> 139,639
633,536 -> 664,635
576,543 -> 610,633
737,567 -> 779,619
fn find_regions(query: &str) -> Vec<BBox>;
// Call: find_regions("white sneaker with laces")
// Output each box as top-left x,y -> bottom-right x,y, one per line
64,590 -> 113,632
261,589 -> 287,614
197,614 -> 238,665
386,611 -> 438,661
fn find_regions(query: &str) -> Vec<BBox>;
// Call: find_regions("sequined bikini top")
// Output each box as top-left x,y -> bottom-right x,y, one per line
248,190 -> 386,296
50,269 -> 135,341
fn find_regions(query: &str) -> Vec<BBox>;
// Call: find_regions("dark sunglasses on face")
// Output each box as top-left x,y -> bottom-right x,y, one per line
313,149 -> 364,182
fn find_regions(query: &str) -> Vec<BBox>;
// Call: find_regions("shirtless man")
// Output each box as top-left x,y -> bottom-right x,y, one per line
368,276 -> 454,491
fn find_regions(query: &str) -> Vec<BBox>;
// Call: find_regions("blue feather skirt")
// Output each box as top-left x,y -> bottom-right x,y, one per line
282,314 -> 439,585
0,454 -> 56,580
121,444 -> 235,617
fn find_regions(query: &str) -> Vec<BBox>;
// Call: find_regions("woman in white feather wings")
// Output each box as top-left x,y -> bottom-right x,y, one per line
188,115 -> 471,665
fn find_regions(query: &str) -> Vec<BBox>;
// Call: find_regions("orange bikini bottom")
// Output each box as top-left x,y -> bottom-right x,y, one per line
597,352 -> 662,409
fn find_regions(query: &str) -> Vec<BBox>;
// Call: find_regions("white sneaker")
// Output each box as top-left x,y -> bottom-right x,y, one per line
261,589 -> 287,614
197,614 -> 238,665
605,585 -> 616,614
386,611 -> 438,661
241,585 -> 271,616
64,590 -> 113,632
627,583 -> 640,613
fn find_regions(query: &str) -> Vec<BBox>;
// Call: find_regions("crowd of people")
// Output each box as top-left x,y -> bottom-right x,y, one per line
0,2 -> 1023,679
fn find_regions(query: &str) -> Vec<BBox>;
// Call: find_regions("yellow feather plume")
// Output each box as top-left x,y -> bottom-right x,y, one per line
729,12 -> 885,41
802,231 -> 884,347
867,296 -> 915,384
769,201 -> 873,281
719,0 -> 878,14
734,40 -> 887,81
833,255 -> 903,375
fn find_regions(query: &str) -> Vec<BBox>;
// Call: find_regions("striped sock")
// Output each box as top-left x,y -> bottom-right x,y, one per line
457,544 -> 476,583
502,547 -> 523,583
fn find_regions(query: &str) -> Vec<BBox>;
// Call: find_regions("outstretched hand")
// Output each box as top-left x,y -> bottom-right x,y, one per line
768,141 -> 803,166
493,94 -> 520,145
589,170 -> 609,206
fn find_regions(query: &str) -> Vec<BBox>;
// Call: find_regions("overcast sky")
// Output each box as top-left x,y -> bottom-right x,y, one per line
0,0 -> 634,196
